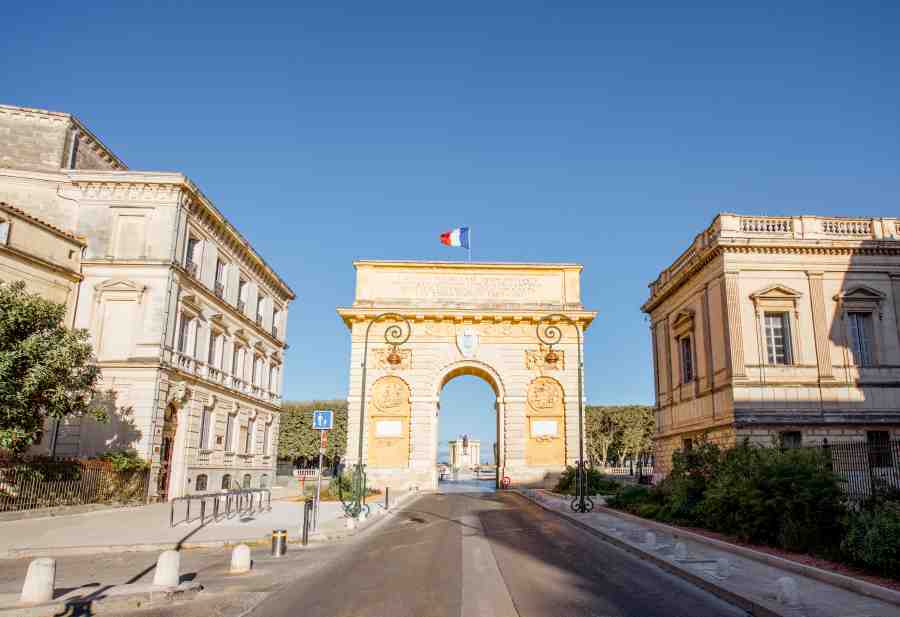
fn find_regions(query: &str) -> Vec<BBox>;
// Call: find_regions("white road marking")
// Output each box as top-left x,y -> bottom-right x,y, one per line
460,513 -> 520,617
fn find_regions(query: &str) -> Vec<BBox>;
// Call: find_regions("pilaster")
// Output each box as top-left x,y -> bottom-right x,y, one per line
806,271 -> 834,380
722,270 -> 746,378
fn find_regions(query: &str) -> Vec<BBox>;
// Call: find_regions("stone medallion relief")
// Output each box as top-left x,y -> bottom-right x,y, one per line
525,376 -> 566,466
368,376 -> 411,468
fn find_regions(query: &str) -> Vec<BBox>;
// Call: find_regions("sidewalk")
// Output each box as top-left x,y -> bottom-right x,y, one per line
517,489 -> 900,617
0,490 -> 418,559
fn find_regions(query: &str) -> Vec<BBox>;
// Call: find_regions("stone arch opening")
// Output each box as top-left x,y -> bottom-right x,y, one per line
435,361 -> 505,487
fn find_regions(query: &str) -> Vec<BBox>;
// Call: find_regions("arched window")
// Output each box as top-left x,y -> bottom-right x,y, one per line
221,474 -> 231,490
0,220 -> 9,244
260,474 -> 269,488
242,473 -> 251,489
195,474 -> 208,491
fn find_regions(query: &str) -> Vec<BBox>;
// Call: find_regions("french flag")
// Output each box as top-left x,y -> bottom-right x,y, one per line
440,226 -> 470,249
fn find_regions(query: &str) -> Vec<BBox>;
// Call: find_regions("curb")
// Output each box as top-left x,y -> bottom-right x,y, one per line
515,490 -> 786,617
594,504 -> 900,609
2,490 -> 426,559
0,583 -> 202,617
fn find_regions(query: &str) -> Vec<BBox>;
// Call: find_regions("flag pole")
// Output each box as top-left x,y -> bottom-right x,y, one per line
468,227 -> 472,262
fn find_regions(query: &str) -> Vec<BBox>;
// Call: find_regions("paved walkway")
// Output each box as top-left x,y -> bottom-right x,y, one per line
0,490 -> 411,558
519,489 -> 900,617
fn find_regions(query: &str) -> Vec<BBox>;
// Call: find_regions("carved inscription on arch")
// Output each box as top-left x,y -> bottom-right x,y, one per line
368,376 -> 411,468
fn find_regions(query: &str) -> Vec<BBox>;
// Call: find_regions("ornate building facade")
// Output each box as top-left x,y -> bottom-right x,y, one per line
448,436 -> 481,469
0,104 -> 295,499
643,214 -> 900,476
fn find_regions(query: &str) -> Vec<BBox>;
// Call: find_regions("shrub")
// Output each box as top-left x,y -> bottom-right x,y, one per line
97,450 -> 149,472
554,466 -> 621,495
657,439 -> 722,524
698,444 -> 845,553
842,501 -> 900,579
607,485 -> 656,514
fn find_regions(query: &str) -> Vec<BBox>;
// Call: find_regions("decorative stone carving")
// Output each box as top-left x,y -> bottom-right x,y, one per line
526,348 -> 565,370
166,381 -> 190,406
456,327 -> 480,358
371,348 -> 412,370
527,377 -> 564,413
371,376 -> 410,415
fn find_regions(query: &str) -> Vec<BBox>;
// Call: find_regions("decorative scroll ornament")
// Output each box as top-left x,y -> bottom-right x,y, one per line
372,348 -> 412,370
456,327 -> 480,358
526,348 -> 565,370
166,381 -> 190,406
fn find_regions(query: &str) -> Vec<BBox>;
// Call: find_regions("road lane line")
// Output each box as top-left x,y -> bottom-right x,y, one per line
460,513 -> 519,617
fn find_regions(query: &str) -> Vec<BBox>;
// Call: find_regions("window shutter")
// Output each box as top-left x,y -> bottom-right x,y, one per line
165,287 -> 181,349
222,339 -> 234,374
174,210 -> 189,263
847,314 -> 862,365
201,241 -> 217,289
196,322 -> 210,363
263,295 -> 274,331
226,263 -> 240,305
246,281 -> 259,320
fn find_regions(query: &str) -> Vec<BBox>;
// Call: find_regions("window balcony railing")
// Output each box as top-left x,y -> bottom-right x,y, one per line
214,282 -> 225,299
198,450 -> 212,465
256,314 -> 263,326
187,262 -> 200,278
224,452 -> 235,466
271,326 -> 279,339
208,367 -> 222,383
237,300 -> 246,313
164,350 -> 281,407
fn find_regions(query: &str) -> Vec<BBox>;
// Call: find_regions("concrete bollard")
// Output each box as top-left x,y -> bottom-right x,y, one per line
153,550 -> 181,587
20,558 -> 56,605
346,517 -> 357,530
674,541 -> 688,561
230,544 -> 252,574
644,532 -> 657,548
776,577 -> 800,606
716,558 -> 730,578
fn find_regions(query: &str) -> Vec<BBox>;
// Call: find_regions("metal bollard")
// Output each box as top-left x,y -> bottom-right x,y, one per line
200,499 -> 206,524
385,487 -> 390,510
186,499 -> 191,523
170,501 -> 175,527
271,529 -> 287,557
213,496 -> 219,520
302,499 -> 313,546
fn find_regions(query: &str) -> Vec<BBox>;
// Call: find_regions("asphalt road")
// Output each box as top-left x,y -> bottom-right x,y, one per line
249,491 -> 748,617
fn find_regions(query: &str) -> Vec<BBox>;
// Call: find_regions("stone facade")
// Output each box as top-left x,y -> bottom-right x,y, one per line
448,438 -> 480,469
338,260 -> 596,490
643,214 -> 900,477
0,104 -> 295,499
0,202 -> 84,325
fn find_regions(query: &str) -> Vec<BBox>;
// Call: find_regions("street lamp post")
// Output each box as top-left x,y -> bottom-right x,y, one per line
536,314 -> 593,513
341,312 -> 411,519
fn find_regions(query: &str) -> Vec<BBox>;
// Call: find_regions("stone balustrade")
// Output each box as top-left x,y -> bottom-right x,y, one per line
164,348 -> 281,407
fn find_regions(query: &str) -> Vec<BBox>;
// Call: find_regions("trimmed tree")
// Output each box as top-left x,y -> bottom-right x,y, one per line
0,281 -> 104,453
277,400 -> 348,465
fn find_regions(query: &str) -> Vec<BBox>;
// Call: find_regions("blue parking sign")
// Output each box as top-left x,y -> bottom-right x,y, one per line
312,409 -> 333,430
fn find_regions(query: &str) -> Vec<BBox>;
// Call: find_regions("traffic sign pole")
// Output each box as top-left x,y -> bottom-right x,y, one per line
314,430 -> 328,531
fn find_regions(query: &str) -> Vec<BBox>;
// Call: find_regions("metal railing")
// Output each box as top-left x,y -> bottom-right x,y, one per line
169,488 -> 272,527
814,439 -> 900,503
0,458 -> 149,513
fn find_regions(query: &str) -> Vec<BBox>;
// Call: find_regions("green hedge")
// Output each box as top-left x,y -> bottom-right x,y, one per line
553,466 -> 621,495
604,438 -> 900,580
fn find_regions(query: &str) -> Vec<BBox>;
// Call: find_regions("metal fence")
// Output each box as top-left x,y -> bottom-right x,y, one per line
815,439 -> 900,503
0,458 -> 150,512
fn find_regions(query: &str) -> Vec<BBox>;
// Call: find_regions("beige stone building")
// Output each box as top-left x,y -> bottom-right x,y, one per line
0,201 -> 85,325
448,437 -> 481,469
643,214 -> 900,476
0,104 -> 295,499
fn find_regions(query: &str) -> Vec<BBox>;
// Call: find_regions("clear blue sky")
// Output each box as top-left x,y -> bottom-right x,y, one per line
5,1 -> 899,451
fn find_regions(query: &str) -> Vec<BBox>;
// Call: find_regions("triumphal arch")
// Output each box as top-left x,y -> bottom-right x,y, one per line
337,260 -> 596,490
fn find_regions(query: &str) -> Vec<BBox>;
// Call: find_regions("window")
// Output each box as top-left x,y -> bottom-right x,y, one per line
682,438 -> 693,451
199,407 -> 212,449
256,294 -> 266,325
232,345 -> 244,379
765,313 -> 792,365
246,418 -> 256,453
221,474 -> 232,490
195,474 -> 208,491
225,414 -> 235,452
679,336 -> 694,383
239,424 -> 249,453
208,333 -> 221,367
242,474 -> 252,489
238,278 -> 248,312
867,431 -> 891,468
252,355 -> 263,387
215,259 -> 227,298
186,237 -> 201,275
847,312 -> 874,367
260,474 -> 269,489
272,309 -> 281,339
269,365 -> 279,394
263,421 -> 271,455
0,220 -> 9,245
176,315 -> 192,354
780,431 -> 802,449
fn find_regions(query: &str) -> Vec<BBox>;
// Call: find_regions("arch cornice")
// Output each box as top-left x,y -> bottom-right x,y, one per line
431,359 -> 507,400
